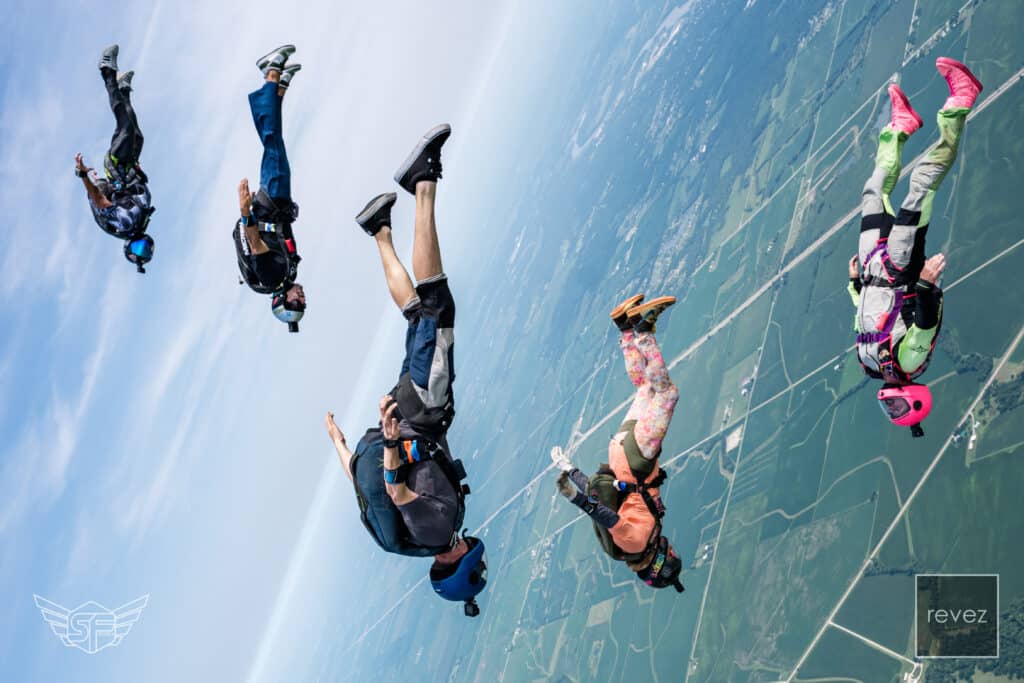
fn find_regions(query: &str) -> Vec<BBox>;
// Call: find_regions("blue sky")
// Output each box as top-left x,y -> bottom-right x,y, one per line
0,1 -> 575,680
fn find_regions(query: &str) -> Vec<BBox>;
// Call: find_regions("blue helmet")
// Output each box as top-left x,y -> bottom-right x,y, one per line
123,234 -> 154,273
430,535 -> 488,617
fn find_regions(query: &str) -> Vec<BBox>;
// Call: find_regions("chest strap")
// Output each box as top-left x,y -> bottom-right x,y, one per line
613,469 -> 667,520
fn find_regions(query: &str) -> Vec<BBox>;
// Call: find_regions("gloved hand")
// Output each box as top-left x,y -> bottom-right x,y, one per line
557,472 -> 577,499
550,446 -> 574,473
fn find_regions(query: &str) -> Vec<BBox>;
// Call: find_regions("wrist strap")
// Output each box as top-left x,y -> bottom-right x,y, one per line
240,215 -> 253,227
75,168 -> 86,178
383,438 -> 401,449
915,279 -> 936,291
384,464 -> 408,484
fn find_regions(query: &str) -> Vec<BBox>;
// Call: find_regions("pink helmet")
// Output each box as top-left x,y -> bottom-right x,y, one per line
877,383 -> 932,436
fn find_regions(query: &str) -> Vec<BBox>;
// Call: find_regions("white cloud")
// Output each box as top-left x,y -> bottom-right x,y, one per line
0,275 -> 127,533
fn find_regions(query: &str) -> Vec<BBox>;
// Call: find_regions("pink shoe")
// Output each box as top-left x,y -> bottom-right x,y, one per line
936,57 -> 983,110
888,83 -> 922,135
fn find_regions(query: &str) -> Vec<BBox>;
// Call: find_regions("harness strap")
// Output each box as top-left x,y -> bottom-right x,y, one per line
857,286 -> 916,382
861,238 -> 888,269
615,469 -> 667,492
641,523 -> 663,558
861,237 -> 904,287
614,469 -> 667,520
639,489 -> 666,520
856,289 -> 905,343
856,331 -> 889,344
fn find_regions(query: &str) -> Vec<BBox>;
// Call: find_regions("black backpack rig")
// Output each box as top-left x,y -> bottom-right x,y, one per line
350,427 -> 472,557
232,189 -> 301,295
95,162 -> 155,252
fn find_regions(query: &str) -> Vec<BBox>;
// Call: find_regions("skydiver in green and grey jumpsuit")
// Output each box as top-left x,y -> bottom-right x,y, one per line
849,57 -> 983,435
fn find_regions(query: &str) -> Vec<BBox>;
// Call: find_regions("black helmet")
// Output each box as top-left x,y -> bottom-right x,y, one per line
123,234 -> 155,273
635,536 -> 684,593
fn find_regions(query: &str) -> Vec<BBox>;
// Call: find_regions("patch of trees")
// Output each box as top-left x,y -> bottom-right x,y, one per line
953,352 -> 993,377
925,596 -> 1024,682
987,374 -> 1024,415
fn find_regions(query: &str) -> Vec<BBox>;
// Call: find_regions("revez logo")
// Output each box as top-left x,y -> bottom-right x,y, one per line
34,594 -> 148,654
927,608 -> 989,625
916,574 -> 998,658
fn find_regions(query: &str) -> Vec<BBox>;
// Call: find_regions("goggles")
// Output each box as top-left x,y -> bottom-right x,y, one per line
878,396 -> 912,420
126,236 -> 153,262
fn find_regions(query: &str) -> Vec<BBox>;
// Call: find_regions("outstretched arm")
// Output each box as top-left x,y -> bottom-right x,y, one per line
76,154 -> 113,209
551,447 -> 621,527
556,471 -> 620,528
325,412 -> 354,482
239,178 -> 270,255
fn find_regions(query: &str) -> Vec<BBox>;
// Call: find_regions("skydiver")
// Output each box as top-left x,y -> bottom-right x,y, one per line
849,58 -> 983,436
75,45 -> 155,273
324,125 -> 488,617
233,45 -> 306,332
551,295 -> 685,593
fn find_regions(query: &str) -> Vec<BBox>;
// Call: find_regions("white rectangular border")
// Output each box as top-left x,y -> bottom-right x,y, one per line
914,573 -> 999,660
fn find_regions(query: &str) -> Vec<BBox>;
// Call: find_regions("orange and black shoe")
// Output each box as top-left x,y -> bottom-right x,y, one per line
610,294 -> 644,331
627,296 -> 676,334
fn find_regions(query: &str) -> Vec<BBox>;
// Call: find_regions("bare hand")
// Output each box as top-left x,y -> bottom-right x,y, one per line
325,412 -> 345,445
379,395 -> 401,441
74,153 -> 91,175
848,255 -> 859,279
238,178 -> 253,216
919,253 -> 946,285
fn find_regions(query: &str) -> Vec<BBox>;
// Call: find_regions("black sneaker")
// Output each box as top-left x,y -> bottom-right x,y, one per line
256,44 -> 296,76
98,44 -> 119,73
278,64 -> 301,89
117,71 -> 134,92
393,123 -> 451,194
355,192 -> 397,236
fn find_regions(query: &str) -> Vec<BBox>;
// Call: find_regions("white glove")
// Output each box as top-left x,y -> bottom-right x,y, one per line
550,446 -> 574,473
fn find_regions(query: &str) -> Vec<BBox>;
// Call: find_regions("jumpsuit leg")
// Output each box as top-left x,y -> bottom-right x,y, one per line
858,125 -> 906,265
248,81 -> 292,201
103,69 -> 144,168
620,329 -> 646,388
887,109 -> 968,276
631,333 -> 679,459
403,277 -> 456,411
398,298 -> 423,381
